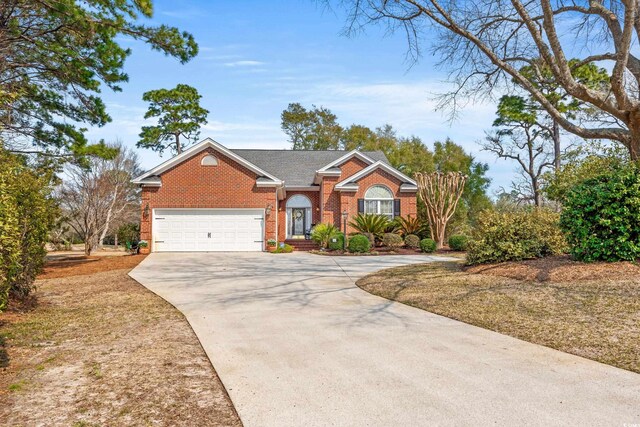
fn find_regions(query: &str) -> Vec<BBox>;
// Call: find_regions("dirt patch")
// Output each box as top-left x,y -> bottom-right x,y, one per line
0,262 -> 241,426
39,254 -> 147,280
465,255 -> 640,282
357,260 -> 640,373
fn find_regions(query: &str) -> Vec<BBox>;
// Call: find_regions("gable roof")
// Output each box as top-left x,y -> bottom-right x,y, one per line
334,161 -> 417,191
230,149 -> 389,187
131,138 -> 282,184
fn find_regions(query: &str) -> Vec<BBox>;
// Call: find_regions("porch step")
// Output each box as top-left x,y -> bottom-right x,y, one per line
284,239 -> 318,251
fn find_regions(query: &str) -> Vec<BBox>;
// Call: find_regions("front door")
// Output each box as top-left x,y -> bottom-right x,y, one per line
291,208 -> 306,237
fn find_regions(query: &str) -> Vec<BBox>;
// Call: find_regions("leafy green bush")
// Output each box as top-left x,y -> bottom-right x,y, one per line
311,223 -> 340,249
466,209 -> 566,265
404,234 -> 420,248
349,214 -> 389,241
348,234 -> 371,253
0,151 -> 57,311
382,232 -> 403,248
328,232 -> 345,251
273,243 -> 293,253
420,238 -> 437,253
560,165 -> 640,261
448,235 -> 469,251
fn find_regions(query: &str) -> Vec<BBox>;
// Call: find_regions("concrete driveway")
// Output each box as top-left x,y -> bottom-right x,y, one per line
130,252 -> 640,426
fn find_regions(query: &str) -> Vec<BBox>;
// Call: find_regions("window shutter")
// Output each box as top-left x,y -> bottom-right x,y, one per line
357,199 -> 364,213
394,199 -> 401,217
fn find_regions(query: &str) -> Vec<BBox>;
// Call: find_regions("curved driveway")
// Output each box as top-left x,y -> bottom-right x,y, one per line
130,252 -> 640,426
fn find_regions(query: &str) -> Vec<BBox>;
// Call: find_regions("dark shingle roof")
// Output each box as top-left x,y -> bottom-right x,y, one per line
230,149 -> 389,187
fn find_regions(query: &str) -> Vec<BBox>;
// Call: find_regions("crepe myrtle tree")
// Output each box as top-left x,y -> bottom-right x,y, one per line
332,0 -> 640,160
0,0 -> 197,162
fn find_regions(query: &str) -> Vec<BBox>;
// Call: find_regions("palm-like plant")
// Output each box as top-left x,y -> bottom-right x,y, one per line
394,215 -> 426,237
349,214 -> 390,240
310,223 -> 340,249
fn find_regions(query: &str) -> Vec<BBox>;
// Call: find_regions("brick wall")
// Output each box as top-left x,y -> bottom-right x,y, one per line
139,147 -> 277,252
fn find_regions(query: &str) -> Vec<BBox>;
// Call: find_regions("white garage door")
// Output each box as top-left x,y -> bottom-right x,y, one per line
153,209 -> 264,252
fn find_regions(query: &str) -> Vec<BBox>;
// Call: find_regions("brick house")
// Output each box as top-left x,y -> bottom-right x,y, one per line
132,138 -> 418,252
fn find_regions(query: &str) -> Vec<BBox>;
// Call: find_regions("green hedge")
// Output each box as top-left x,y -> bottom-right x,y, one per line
420,238 -> 437,253
560,165 -> 640,261
328,232 -> 345,251
348,234 -> 371,253
382,232 -> 403,248
404,234 -> 420,249
0,151 -> 57,311
448,235 -> 469,251
466,209 -> 566,265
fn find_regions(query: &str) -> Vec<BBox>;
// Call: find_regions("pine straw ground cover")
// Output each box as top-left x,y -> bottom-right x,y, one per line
357,256 -> 640,373
0,255 -> 241,426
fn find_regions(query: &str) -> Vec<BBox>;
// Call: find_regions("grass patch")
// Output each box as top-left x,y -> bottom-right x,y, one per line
0,260 -> 241,426
357,259 -> 640,373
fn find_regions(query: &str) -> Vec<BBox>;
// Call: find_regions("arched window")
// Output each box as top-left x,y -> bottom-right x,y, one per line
364,185 -> 394,219
201,154 -> 218,166
286,194 -> 312,208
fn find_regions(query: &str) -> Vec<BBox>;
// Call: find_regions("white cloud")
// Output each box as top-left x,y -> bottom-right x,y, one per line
223,60 -> 265,67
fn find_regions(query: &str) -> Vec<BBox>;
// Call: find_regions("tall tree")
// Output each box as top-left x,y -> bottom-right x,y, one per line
138,84 -> 209,155
281,103 -> 342,150
334,1 -> 640,159
484,96 -> 554,206
0,0 -> 197,161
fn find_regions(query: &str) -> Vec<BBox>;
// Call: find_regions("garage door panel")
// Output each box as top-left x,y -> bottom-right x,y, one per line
153,209 -> 264,252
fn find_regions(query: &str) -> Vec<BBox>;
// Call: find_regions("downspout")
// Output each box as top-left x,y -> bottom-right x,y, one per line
275,187 -> 279,245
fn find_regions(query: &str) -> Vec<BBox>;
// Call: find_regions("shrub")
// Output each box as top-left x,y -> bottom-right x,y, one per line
349,214 -> 389,241
394,215 -> 425,236
348,234 -> 371,253
311,223 -> 340,249
448,235 -> 469,251
420,238 -> 437,253
0,151 -> 57,311
274,243 -> 293,253
404,234 -> 420,249
560,165 -> 640,262
382,232 -> 404,248
266,238 -> 277,247
466,209 -> 567,265
328,232 -> 345,251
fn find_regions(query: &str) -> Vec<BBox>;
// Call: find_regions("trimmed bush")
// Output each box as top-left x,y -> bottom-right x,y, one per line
328,232 -> 345,251
274,243 -> 293,253
348,234 -> 371,253
382,232 -> 403,248
420,238 -> 437,253
466,209 -> 566,265
404,234 -> 420,249
448,235 -> 469,251
560,165 -> 640,262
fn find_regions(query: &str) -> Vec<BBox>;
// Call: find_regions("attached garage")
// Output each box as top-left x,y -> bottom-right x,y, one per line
152,209 -> 264,252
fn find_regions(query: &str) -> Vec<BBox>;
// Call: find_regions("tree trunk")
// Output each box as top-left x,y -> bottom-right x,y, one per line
175,134 -> 182,154
84,239 -> 92,256
114,233 -> 118,248
532,178 -> 541,207
552,119 -> 561,171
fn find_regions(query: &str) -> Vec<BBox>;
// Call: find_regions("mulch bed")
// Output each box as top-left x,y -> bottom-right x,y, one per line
309,247 -> 460,256
38,254 -> 147,280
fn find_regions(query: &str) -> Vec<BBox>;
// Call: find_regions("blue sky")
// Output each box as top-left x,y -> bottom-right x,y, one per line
86,0 -> 512,192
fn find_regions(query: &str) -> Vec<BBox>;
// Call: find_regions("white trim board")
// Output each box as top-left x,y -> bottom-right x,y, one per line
334,161 -> 417,190
132,138 -> 282,185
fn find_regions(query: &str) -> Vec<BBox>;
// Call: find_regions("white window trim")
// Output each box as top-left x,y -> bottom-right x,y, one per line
364,185 -> 394,219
